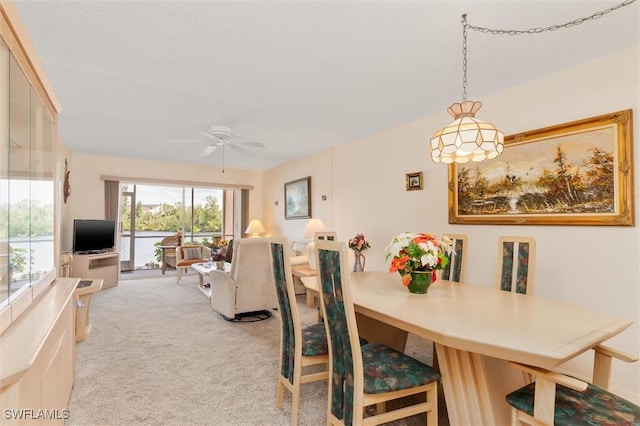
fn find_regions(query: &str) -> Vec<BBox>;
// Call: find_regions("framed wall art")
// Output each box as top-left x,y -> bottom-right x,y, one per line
406,172 -> 423,191
284,176 -> 311,220
448,109 -> 634,226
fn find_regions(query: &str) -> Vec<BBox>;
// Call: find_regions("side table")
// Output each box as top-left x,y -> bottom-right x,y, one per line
74,278 -> 103,342
291,264 -> 317,307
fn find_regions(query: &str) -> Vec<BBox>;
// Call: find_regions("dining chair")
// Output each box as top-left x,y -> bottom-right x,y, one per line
269,237 -> 329,426
315,239 -> 441,425
496,236 -> 536,295
505,344 -> 639,425
439,233 -> 467,283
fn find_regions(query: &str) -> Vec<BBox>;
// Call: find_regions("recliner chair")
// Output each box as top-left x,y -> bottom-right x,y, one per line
210,238 -> 277,320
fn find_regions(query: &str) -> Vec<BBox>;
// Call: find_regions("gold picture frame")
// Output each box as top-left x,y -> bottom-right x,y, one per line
284,176 -> 311,220
448,109 -> 634,226
406,172 -> 423,191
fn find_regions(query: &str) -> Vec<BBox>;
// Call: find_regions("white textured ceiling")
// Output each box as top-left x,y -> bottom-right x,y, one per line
12,1 -> 640,171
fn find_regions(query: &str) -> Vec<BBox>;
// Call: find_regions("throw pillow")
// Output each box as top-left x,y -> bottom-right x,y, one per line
182,247 -> 202,260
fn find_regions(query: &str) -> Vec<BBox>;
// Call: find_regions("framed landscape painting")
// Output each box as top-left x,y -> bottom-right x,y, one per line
285,176 -> 311,220
448,109 -> 634,226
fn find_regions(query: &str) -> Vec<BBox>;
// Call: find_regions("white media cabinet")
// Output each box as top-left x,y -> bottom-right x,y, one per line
71,252 -> 119,288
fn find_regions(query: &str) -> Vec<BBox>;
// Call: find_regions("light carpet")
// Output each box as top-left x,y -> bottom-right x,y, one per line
67,275 -> 449,425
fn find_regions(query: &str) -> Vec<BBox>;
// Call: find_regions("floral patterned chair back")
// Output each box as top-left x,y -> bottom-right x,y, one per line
439,233 -> 467,283
314,231 -> 337,242
269,237 -> 329,425
495,236 -> 536,295
316,240 -> 441,425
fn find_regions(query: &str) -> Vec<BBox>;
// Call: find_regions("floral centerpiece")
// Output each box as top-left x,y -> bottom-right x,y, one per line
384,232 -> 454,291
348,233 -> 370,272
212,239 -> 229,261
348,233 -> 370,252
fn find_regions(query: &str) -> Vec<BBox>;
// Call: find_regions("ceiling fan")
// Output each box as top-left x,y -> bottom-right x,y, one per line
170,125 -> 265,157
169,125 -> 265,172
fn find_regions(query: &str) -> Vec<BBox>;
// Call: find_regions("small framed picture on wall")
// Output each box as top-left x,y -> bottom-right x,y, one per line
406,172 -> 423,191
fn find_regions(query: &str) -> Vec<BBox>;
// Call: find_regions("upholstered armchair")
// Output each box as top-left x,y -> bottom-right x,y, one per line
210,238 -> 278,320
176,245 -> 211,283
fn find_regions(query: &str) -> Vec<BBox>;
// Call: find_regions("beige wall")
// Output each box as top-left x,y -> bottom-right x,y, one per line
263,45 -> 640,402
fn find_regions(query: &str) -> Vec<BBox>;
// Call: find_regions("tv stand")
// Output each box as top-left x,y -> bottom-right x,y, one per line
71,252 -> 119,288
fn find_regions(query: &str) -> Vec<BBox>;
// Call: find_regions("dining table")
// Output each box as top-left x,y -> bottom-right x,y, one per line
301,271 -> 633,426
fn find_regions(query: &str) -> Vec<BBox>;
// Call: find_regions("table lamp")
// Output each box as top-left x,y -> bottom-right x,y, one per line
303,218 -> 326,270
245,219 -> 266,238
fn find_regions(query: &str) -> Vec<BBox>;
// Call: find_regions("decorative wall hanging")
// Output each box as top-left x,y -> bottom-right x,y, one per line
63,159 -> 71,203
406,172 -> 424,191
284,176 -> 311,220
448,110 -> 634,226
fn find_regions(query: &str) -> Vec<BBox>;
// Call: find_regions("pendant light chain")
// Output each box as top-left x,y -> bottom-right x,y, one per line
461,14 -> 468,101
464,0 -> 636,36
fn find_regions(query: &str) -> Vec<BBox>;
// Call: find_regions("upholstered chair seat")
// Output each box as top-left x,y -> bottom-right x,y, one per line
176,245 -> 211,282
506,345 -> 639,426
301,322 -> 329,356
361,342 -> 441,394
506,380 -> 640,426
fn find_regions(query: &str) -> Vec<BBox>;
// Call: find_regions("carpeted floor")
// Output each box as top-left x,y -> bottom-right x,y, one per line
67,275 -> 449,425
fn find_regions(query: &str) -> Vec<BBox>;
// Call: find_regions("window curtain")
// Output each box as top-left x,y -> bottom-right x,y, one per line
104,180 -> 120,244
240,189 -> 249,239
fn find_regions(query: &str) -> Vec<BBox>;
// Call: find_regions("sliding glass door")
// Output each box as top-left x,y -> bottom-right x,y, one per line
119,183 -> 230,272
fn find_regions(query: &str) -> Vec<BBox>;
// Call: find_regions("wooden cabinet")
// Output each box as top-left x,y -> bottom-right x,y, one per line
71,252 -> 119,289
0,278 -> 77,425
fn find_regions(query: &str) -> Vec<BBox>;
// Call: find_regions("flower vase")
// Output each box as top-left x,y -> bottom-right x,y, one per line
353,249 -> 366,272
408,271 -> 433,294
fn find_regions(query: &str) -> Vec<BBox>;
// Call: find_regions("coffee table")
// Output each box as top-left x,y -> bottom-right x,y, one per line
191,262 -> 231,298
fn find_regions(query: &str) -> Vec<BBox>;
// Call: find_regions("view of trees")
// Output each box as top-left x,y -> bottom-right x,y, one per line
0,199 -> 54,237
120,189 -> 223,234
457,144 -> 615,215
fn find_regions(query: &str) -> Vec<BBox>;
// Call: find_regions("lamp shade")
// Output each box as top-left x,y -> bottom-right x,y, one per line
245,219 -> 266,236
303,218 -> 326,239
430,101 -> 504,164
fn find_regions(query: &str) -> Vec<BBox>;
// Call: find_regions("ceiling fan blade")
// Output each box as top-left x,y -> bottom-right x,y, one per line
168,139 -> 202,143
231,139 -> 265,148
199,131 -> 218,139
200,145 -> 218,156
226,143 -> 247,153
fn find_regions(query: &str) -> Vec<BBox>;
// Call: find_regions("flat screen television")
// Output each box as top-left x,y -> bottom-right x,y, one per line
73,219 -> 116,254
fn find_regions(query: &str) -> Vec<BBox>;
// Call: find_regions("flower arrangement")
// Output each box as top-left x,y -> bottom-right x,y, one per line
384,232 -> 454,287
348,233 -> 371,252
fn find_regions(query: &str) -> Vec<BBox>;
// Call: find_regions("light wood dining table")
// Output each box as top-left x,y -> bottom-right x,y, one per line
301,271 -> 632,426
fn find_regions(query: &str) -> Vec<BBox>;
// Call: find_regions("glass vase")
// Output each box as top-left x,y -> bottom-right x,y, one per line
353,249 -> 366,272
408,271 -> 433,294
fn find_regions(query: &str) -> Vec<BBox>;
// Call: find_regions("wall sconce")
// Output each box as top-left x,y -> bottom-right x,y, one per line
273,200 -> 279,206
322,194 -> 327,201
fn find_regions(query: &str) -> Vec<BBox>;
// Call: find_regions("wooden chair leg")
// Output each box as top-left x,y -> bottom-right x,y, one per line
291,390 -> 301,426
276,380 -> 284,409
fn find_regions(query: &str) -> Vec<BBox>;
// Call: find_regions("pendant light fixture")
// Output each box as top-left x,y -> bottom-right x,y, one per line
431,1 -> 636,164
430,14 -> 503,164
